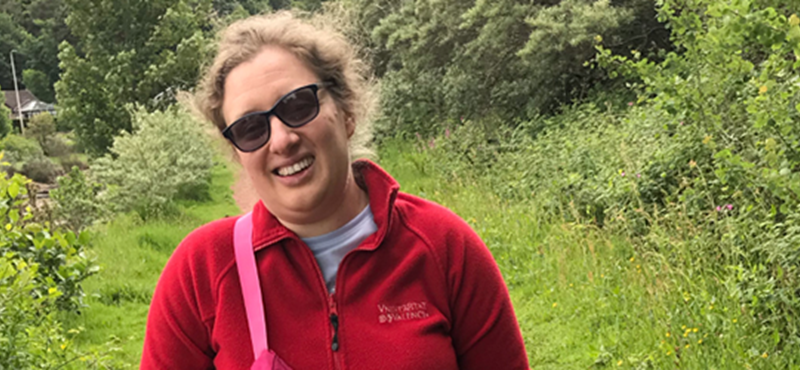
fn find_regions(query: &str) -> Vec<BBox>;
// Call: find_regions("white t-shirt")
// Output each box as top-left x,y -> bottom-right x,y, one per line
301,205 -> 377,293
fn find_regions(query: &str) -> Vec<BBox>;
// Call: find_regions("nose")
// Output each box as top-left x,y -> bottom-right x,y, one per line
267,114 -> 300,155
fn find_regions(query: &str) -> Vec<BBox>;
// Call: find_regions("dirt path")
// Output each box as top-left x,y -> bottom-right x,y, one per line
230,163 -> 260,213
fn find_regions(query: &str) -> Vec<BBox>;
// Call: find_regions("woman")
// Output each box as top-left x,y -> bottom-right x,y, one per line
141,12 -> 529,370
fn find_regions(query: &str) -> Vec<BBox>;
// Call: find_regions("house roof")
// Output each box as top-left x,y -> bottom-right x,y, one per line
3,90 -> 38,114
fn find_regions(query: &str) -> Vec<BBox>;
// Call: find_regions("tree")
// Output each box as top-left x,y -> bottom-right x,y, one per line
56,0 -> 217,156
0,12 -> 32,90
343,0 -> 670,136
22,69 -> 53,102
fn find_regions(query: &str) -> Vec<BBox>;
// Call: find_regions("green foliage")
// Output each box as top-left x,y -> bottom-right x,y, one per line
25,112 -> 56,149
344,0 -> 670,137
52,166 -> 105,233
0,155 -> 112,368
0,12 -> 32,90
21,155 -> 60,183
593,0 -> 800,342
0,134 -> 43,164
0,84 -> 12,139
60,158 -> 240,366
380,140 -> 800,367
395,0 -> 800,361
0,159 -> 96,311
22,68 -> 54,103
91,107 -> 214,220
0,254 -> 74,368
56,0 -> 217,156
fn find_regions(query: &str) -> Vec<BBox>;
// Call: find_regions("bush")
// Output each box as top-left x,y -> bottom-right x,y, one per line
25,113 -> 57,149
0,163 -> 97,312
21,156 -> 60,183
44,135 -> 72,157
0,134 -> 44,164
91,107 -> 215,220
0,163 -> 105,368
58,155 -> 89,172
51,166 -> 105,232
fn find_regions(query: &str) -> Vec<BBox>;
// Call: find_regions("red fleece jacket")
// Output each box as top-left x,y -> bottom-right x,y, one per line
141,161 -> 529,369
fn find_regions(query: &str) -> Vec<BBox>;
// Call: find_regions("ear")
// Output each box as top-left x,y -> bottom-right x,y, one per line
345,115 -> 356,139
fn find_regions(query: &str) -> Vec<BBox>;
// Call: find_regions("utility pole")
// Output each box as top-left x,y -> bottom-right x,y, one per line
10,50 -> 24,135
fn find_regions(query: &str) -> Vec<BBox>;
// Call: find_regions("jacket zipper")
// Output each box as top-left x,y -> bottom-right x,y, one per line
329,295 -> 342,370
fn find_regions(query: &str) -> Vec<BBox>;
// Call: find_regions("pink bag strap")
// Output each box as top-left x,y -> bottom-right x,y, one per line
233,212 -> 269,360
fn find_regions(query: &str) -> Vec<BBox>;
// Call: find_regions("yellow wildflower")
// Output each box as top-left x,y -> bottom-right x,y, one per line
666,332 -> 671,338
733,318 -> 737,323
759,85 -> 768,95
552,302 -> 558,308
595,35 -> 604,43
693,328 -> 698,333
702,135 -> 712,145
698,339 -> 703,344
762,352 -> 768,358
685,344 -> 690,349
617,360 -> 623,366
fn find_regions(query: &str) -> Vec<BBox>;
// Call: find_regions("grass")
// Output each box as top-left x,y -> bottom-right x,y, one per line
378,139 -> 796,369
60,157 -> 240,368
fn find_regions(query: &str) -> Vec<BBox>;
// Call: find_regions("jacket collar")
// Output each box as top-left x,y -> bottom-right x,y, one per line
250,159 -> 400,252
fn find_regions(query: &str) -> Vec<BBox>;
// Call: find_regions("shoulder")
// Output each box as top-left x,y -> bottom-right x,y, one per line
168,216 -> 238,272
394,192 -> 479,244
392,192 -> 487,269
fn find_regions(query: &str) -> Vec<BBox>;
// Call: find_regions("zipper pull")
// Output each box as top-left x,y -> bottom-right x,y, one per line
330,314 -> 340,351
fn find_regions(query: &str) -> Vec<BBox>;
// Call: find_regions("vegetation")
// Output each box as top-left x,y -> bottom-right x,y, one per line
0,154 -> 107,369
61,157 -> 240,367
341,0 -> 670,137
91,108 -> 215,220
0,84 -> 12,138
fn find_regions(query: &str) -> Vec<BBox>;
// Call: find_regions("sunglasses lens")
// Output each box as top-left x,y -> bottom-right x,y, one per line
229,114 -> 270,152
275,87 -> 319,127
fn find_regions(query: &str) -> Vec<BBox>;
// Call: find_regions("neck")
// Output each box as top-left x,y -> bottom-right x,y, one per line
279,169 -> 369,238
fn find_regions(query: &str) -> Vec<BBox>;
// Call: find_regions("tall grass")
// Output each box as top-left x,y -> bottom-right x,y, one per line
379,138 -> 798,369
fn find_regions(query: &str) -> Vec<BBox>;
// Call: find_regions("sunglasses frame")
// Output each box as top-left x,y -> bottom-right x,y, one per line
222,83 -> 324,152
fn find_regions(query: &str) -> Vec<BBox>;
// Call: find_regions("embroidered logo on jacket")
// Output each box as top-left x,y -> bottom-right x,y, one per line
377,301 -> 429,324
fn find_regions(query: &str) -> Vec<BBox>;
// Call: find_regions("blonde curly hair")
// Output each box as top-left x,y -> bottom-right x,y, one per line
194,11 -> 375,159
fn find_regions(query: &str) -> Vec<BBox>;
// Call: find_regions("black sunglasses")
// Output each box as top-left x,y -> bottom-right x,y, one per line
222,83 -> 324,152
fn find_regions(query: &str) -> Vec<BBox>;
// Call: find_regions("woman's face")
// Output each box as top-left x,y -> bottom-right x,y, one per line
222,46 -> 354,225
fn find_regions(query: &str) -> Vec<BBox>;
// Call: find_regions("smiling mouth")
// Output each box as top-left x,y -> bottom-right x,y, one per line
275,157 -> 315,177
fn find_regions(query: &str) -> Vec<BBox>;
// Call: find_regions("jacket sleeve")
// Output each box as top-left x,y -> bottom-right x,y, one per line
447,224 -> 529,369
141,236 -> 215,370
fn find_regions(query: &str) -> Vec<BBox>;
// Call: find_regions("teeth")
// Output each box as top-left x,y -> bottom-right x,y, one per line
277,157 -> 313,176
